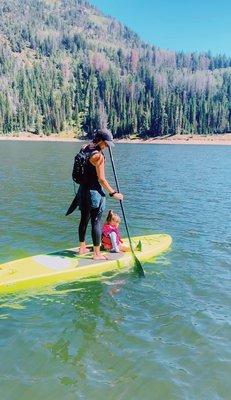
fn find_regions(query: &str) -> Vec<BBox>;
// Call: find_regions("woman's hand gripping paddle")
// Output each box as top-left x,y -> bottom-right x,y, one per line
108,147 -> 145,277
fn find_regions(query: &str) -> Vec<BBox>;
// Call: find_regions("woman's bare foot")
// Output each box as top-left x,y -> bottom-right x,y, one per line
79,243 -> 91,255
79,248 -> 90,255
92,245 -> 108,260
93,254 -> 108,261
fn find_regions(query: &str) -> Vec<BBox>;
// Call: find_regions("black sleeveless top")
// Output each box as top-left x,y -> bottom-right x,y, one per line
84,144 -> 104,190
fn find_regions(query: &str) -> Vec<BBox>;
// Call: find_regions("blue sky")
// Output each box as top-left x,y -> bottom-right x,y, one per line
90,0 -> 231,56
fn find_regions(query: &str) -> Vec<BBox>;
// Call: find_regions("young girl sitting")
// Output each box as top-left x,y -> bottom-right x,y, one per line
102,210 -> 130,253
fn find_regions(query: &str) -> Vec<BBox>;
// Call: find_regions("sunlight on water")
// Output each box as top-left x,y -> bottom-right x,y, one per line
0,142 -> 231,399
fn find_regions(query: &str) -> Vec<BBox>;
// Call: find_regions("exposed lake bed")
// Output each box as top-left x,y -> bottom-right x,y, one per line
1,132 -> 231,145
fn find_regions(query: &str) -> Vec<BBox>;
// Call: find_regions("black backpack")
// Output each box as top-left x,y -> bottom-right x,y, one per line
72,146 -> 98,184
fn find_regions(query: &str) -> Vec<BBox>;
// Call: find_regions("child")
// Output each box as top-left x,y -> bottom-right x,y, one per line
102,210 -> 130,253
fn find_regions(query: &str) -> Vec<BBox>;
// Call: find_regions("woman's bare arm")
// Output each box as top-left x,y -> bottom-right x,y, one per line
90,153 -> 123,200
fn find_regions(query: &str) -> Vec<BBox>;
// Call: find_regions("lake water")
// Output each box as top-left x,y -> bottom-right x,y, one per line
0,141 -> 230,400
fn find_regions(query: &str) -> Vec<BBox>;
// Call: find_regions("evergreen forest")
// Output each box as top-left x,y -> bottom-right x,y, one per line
0,0 -> 231,137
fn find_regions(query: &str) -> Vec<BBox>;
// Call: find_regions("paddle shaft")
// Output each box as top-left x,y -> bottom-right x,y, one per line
108,147 -> 144,276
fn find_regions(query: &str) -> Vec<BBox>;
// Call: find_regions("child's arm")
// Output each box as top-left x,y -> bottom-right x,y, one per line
109,232 -> 120,253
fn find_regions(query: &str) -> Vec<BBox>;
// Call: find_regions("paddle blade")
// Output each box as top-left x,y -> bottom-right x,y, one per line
133,254 -> 145,277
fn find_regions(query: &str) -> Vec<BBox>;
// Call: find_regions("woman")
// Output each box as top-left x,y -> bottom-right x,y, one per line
67,129 -> 123,260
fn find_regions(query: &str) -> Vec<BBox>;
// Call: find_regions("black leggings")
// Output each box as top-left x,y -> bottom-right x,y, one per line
79,207 -> 103,246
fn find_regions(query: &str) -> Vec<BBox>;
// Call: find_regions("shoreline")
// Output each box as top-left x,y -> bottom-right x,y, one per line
0,133 -> 231,145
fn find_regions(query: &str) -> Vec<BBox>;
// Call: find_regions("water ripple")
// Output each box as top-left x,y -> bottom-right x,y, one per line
0,142 -> 231,399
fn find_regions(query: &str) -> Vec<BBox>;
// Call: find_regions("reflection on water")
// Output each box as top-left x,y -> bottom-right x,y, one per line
0,142 -> 231,399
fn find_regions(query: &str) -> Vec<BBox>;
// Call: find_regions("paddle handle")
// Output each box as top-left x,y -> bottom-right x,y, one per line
108,147 -> 145,277
108,147 -> 134,253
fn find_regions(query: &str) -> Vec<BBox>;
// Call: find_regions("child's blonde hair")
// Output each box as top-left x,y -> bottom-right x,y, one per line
106,210 -> 121,224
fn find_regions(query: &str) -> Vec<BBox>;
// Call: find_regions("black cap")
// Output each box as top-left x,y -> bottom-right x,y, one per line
93,129 -> 114,147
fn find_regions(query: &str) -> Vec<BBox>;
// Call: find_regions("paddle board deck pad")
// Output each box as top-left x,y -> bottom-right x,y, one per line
0,234 -> 172,294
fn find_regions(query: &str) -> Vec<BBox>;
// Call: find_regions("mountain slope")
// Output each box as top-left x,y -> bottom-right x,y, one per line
0,0 -> 230,136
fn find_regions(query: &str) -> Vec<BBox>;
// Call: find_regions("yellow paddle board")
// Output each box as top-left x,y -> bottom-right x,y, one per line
0,234 -> 172,294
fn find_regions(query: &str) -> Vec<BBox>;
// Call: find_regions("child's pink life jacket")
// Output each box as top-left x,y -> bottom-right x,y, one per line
102,223 -> 123,250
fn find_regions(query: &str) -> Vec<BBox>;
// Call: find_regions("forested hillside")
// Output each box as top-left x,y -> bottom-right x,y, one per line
0,0 -> 231,137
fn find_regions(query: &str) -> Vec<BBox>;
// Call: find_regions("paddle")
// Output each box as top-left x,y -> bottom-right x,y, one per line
108,147 -> 145,277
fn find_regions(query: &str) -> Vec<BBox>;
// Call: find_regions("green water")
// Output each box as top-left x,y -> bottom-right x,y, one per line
0,141 -> 230,400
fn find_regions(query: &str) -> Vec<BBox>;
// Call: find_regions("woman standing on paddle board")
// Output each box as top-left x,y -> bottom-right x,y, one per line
66,129 -> 123,260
